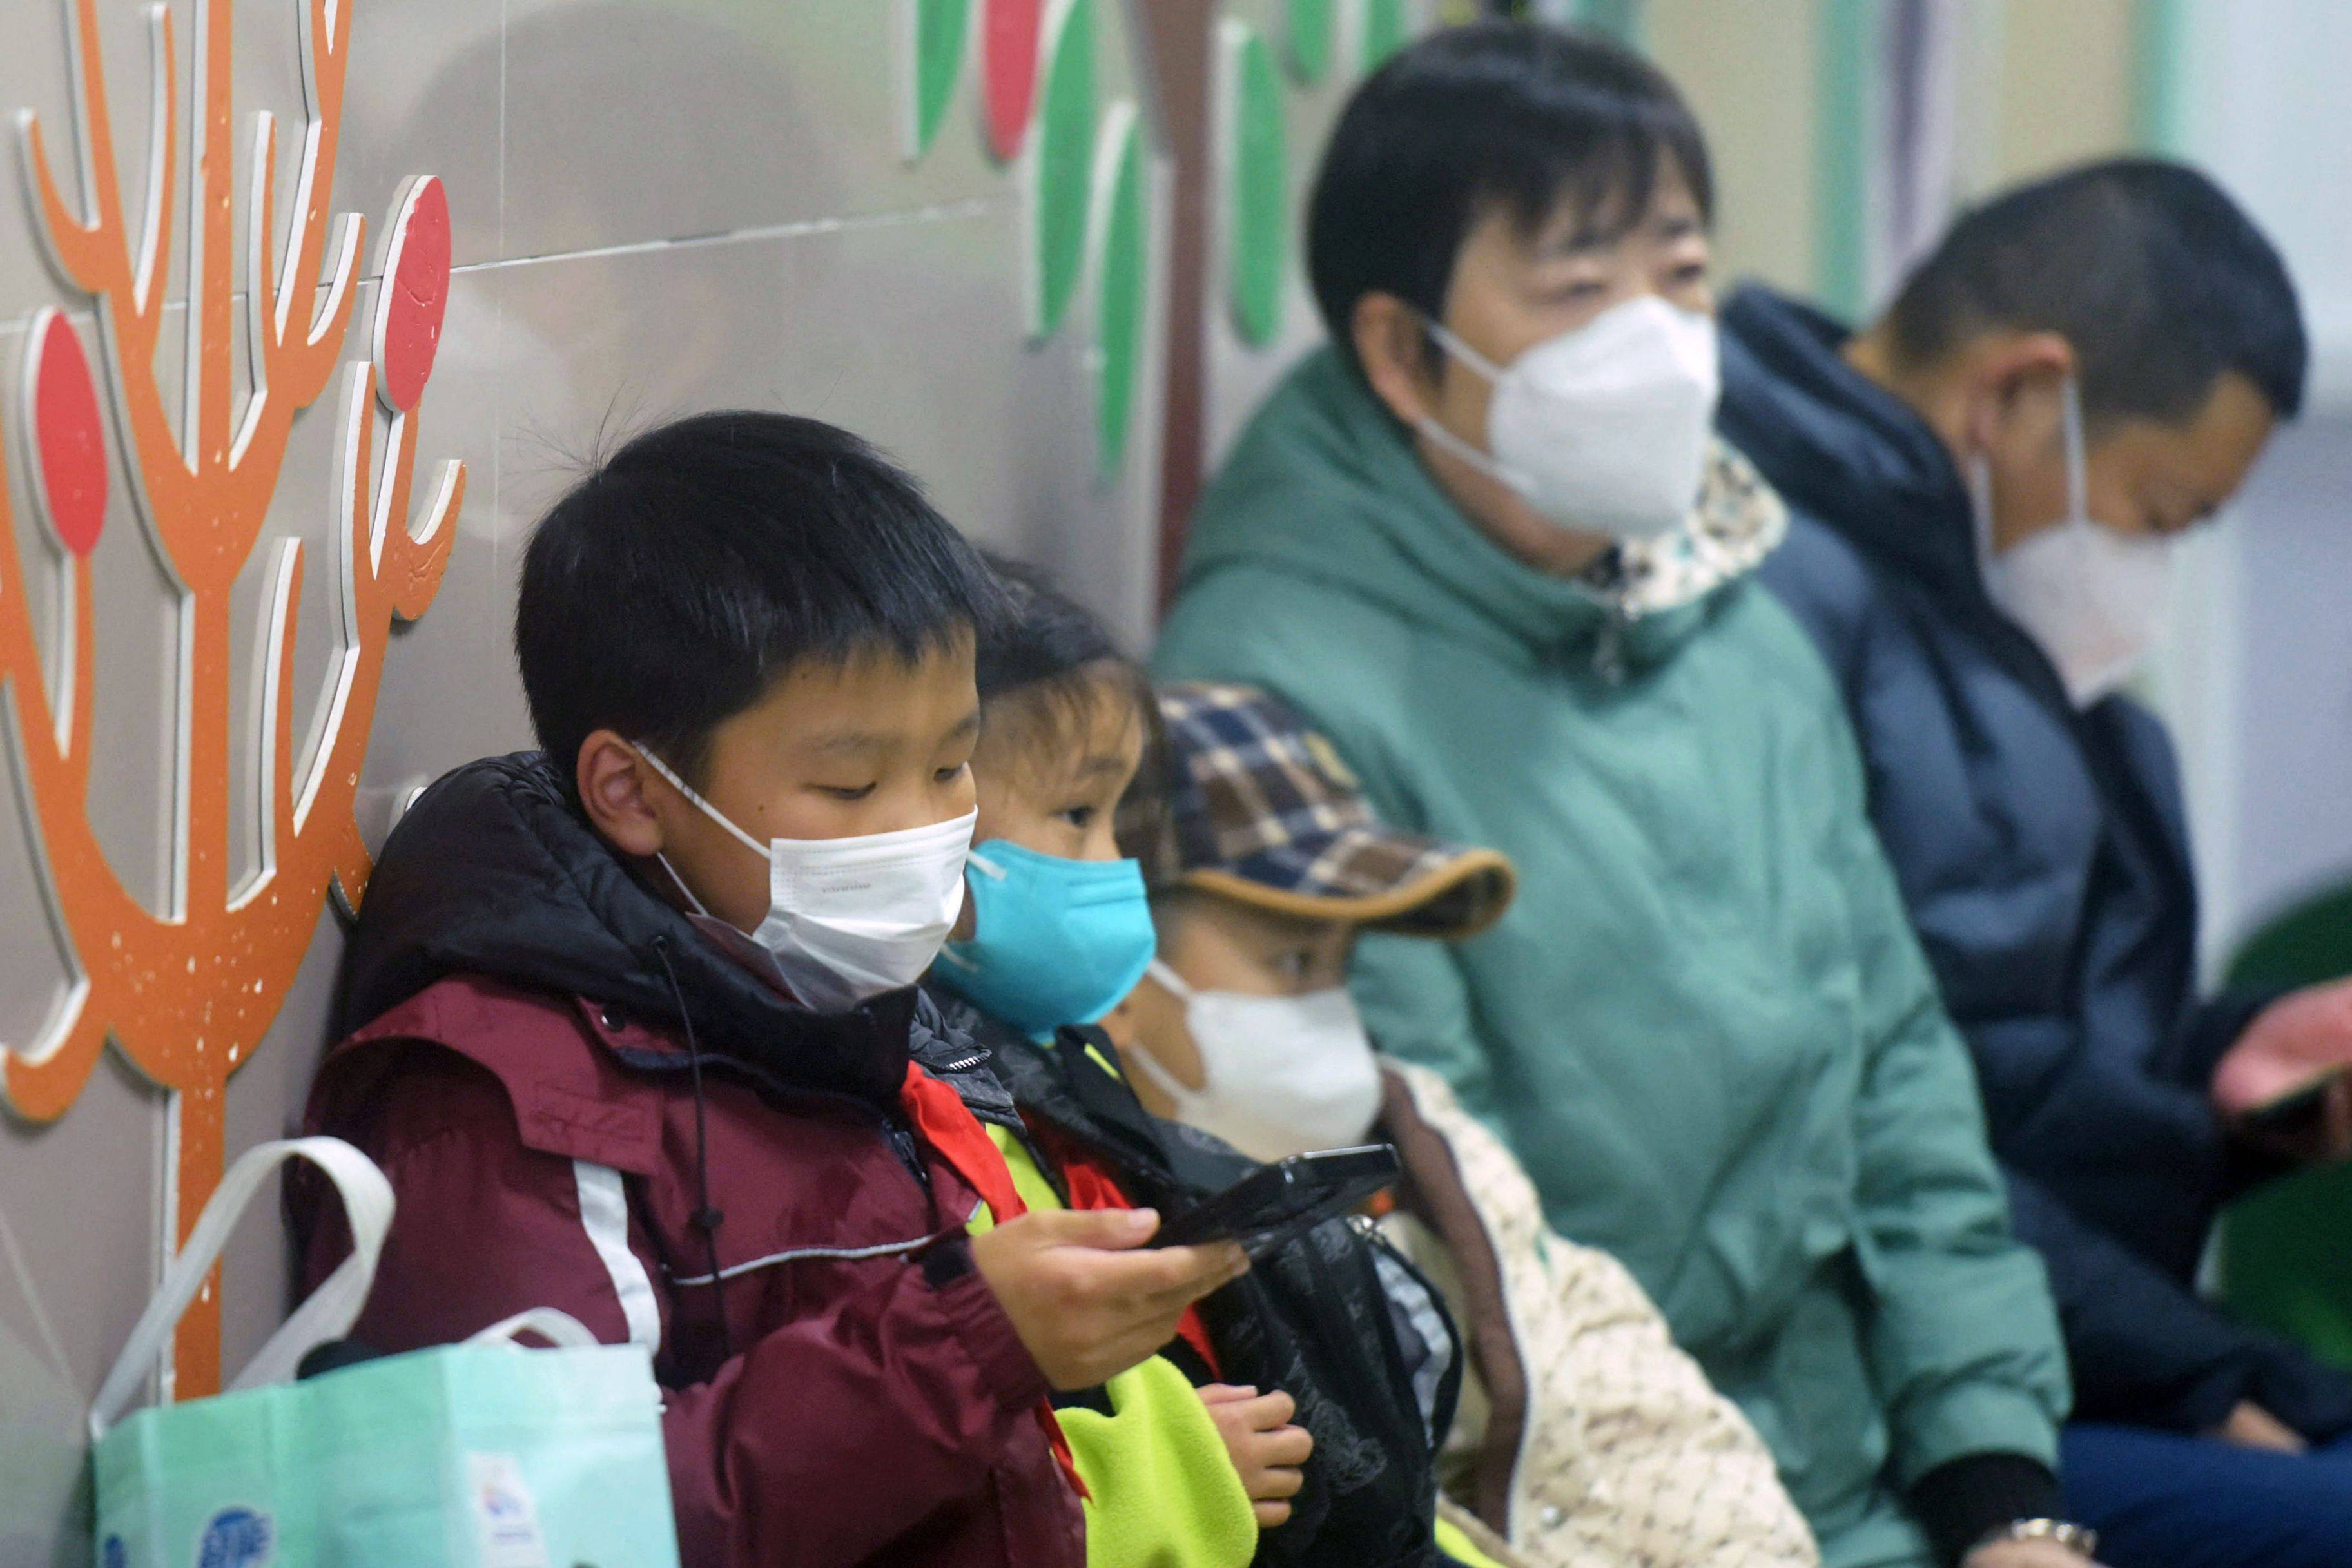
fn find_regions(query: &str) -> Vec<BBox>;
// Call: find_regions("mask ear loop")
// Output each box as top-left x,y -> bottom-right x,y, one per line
1415,311 -> 1505,383
654,852 -> 714,920
1967,451 -> 1997,568
1404,313 -> 1541,502
1146,958 -> 1196,1002
932,850 -> 1006,973
2059,374 -> 2090,527
1120,961 -> 1207,1103
632,744 -> 771,863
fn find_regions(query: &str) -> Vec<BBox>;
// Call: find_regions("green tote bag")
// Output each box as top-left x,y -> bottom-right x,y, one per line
88,1137 -> 681,1568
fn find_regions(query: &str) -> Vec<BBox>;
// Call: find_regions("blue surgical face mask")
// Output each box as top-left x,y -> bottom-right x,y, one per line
933,840 -> 1158,1038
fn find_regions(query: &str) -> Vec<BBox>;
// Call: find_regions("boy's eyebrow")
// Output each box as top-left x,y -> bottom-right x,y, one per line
804,729 -> 893,757
803,709 -> 980,757
1074,751 -> 1131,779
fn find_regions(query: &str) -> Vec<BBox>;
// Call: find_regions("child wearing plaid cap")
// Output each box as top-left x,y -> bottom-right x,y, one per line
1111,681 -> 1819,1568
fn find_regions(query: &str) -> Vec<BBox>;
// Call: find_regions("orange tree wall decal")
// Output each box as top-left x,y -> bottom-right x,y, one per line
3,0 -> 462,1400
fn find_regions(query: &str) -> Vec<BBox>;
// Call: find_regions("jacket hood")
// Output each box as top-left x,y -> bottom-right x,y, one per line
1717,283 -> 1985,599
1181,346 -> 1783,675
336,750 -> 931,1104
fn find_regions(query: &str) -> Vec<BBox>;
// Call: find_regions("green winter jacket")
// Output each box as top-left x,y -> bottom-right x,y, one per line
1153,349 -> 2069,1568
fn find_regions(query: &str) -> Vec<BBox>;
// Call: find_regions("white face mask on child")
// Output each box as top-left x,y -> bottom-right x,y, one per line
636,747 -> 975,1013
1126,960 -> 1385,1163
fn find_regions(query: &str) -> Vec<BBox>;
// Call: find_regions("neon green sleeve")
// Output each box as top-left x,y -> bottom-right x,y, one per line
1063,1356 -> 1259,1568
982,1126 -> 1258,1567
1434,1513 -> 1509,1568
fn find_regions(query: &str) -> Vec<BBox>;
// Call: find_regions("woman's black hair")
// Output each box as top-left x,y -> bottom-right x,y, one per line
1308,21 -> 1711,373
974,552 -> 1166,847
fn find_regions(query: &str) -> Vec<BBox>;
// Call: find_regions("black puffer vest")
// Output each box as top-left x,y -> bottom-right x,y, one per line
940,998 -> 1463,1568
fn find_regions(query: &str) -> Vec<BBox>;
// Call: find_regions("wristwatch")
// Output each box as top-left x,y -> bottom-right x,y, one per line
1974,1518 -> 2100,1558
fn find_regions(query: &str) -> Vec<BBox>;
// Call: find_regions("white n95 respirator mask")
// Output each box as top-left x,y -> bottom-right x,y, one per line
1417,294 -> 1720,541
1126,961 -> 1384,1163
1976,377 -> 2177,709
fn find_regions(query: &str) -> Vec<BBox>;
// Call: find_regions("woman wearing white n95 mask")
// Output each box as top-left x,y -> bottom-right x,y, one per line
1348,140 -> 1722,579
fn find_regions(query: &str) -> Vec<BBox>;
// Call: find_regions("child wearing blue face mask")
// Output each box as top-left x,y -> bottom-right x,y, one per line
931,557 -> 1490,1568
931,559 -> 1289,1568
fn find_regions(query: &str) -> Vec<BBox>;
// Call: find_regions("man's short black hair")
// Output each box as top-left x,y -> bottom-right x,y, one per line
1307,21 -> 1711,369
1887,157 -> 2306,425
516,410 -> 1002,787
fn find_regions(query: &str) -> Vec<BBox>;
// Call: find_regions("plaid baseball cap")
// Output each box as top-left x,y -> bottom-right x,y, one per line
1146,682 -> 1516,938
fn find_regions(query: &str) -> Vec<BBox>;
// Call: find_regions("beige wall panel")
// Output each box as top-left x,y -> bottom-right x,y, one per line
1203,0 -> 1368,465
0,0 -> 1171,1555
1644,0 -> 1820,295
1994,0 -> 2135,184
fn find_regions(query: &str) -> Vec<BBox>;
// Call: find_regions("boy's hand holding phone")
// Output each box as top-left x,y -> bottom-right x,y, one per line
971,1208 -> 1247,1389
1200,1384 -> 1314,1528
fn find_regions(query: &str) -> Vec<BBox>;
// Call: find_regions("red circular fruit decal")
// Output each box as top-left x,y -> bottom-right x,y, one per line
26,309 -> 108,558
374,175 -> 452,414
982,0 -> 1044,161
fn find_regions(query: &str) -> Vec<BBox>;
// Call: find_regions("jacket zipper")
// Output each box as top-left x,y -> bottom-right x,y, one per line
1593,597 -> 1640,686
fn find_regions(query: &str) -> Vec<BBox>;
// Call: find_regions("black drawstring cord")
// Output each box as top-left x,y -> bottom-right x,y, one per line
651,934 -> 734,1360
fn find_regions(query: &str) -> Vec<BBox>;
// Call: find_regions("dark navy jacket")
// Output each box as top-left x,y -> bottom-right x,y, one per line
1718,283 -> 2352,1438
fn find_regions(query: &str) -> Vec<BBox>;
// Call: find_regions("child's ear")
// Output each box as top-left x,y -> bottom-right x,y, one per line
576,730 -> 666,858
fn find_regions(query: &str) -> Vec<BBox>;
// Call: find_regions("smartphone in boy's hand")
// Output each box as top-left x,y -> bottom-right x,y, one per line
1149,1145 -> 1400,1254
969,1208 -> 1247,1390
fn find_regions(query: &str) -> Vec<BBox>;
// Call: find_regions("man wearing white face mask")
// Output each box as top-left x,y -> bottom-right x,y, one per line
1721,160 -> 2352,1567
1158,26 -> 2081,1568
1111,682 -> 1820,1568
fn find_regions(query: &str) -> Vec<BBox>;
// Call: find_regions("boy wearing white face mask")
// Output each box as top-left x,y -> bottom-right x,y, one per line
1158,23 -> 2081,1568
1114,682 -> 1820,1568
293,413 -> 1249,1568
1720,162 -> 2352,1567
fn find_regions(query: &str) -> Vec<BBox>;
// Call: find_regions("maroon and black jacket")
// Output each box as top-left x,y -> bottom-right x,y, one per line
292,752 -> 1084,1568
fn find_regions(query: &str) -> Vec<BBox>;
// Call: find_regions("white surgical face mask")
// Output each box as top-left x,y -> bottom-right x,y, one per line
1127,960 -> 1383,1163
1977,378 -> 2177,708
1416,294 -> 1720,541
635,747 -> 975,1013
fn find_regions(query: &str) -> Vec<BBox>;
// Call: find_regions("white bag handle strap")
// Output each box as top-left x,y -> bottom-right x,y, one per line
467,1308 -> 601,1350
90,1136 -> 394,1440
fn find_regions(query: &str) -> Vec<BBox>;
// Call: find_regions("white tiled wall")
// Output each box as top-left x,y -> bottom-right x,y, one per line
0,1 -> 1170,1553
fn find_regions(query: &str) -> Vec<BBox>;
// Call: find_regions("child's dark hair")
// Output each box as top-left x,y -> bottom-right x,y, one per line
1308,21 -> 1710,375
975,553 -> 1165,840
1885,157 -> 2306,428
516,410 -> 1003,788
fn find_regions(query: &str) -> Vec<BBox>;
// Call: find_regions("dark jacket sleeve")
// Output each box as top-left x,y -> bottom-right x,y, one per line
300,1050 -> 1058,1568
2156,987 -> 2282,1094
2005,1167 -> 2352,1440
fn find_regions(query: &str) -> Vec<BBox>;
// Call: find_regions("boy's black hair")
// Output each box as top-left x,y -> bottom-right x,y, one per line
973,552 -> 1166,846
1886,157 -> 2306,425
516,410 -> 1003,788
1307,20 -> 1711,373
